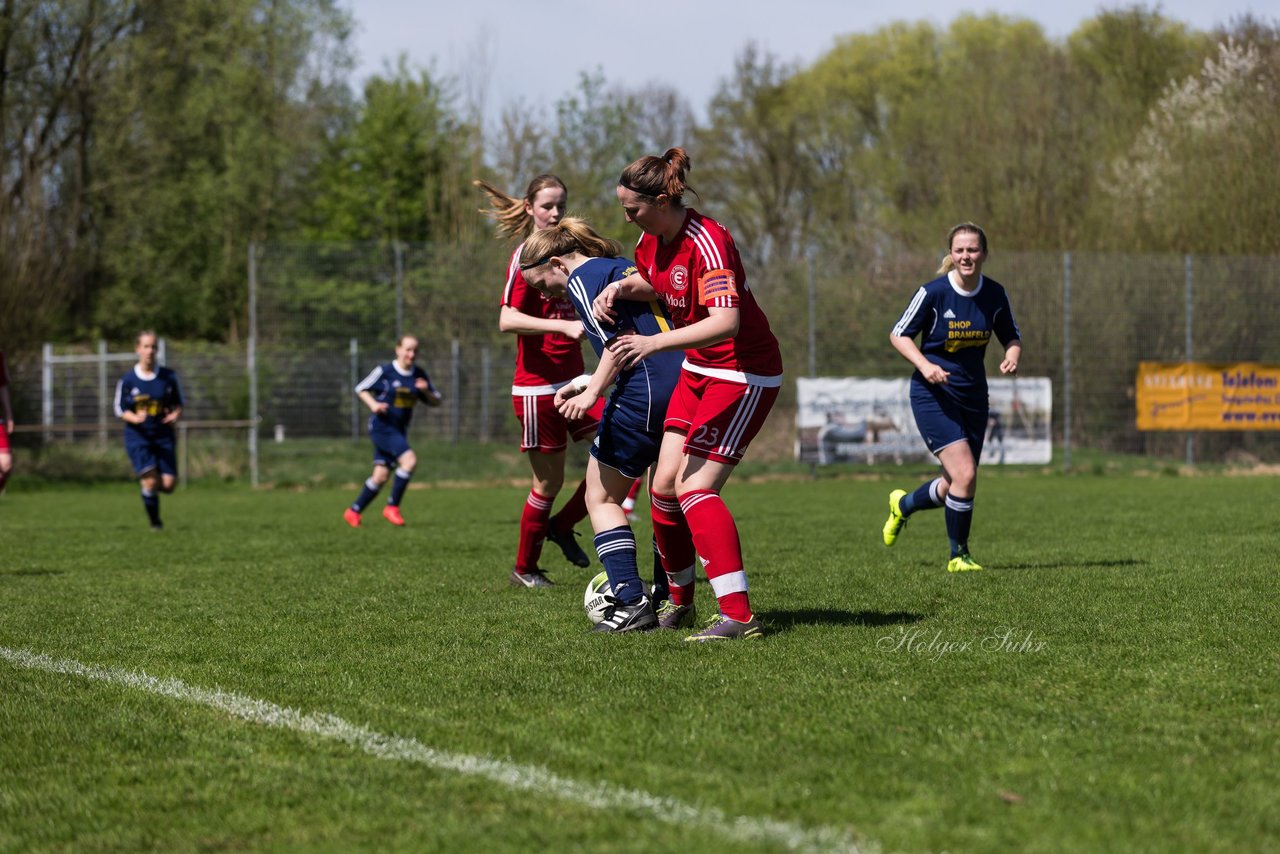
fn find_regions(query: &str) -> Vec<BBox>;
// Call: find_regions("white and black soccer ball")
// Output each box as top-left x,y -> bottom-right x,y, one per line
584,571 -> 617,624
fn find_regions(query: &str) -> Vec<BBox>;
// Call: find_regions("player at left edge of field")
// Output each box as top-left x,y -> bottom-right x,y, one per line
0,348 -> 14,494
113,331 -> 184,530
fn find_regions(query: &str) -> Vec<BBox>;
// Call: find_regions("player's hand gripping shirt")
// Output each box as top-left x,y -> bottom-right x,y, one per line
503,241 -> 586,391
355,361 -> 440,433
564,257 -> 684,433
633,209 -> 783,383
114,367 -> 185,440
891,274 -> 1021,404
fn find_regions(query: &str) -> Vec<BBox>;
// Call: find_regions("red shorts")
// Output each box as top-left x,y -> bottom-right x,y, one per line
0,423 -> 9,453
512,392 -> 602,453
664,371 -> 780,464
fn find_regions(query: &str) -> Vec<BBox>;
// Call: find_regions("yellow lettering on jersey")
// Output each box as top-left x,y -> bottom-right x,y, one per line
943,329 -> 991,352
393,388 -> 416,408
698,269 -> 737,306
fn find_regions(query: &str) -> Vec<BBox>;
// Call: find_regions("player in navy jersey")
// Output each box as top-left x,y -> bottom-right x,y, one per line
344,335 -> 442,528
113,331 -> 184,530
883,223 -> 1022,572
520,217 -> 686,632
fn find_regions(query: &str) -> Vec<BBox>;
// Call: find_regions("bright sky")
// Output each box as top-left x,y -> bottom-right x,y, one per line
344,0 -> 1279,125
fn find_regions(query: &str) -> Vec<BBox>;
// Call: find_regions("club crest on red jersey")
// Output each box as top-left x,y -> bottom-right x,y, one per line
669,265 -> 689,292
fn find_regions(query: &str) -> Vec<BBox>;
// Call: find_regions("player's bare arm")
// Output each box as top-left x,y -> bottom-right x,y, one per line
890,334 -> 950,384
415,377 -> 443,406
591,271 -> 655,323
608,306 -> 739,370
498,304 -> 584,340
1000,341 -> 1023,375
359,390 -> 388,414
556,345 -> 624,420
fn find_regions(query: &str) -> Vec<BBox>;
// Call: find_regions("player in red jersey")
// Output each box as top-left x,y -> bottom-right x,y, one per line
475,175 -> 602,588
0,350 -> 14,494
598,147 -> 784,640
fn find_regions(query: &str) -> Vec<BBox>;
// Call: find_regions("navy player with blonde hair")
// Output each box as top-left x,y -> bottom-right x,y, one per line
343,335 -> 442,528
114,331 -> 184,530
882,223 -> 1022,572
521,217 -> 686,632
475,175 -> 602,588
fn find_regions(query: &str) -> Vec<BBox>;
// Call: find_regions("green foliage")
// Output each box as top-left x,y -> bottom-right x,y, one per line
303,58 -> 480,244
4,4 -> 1280,351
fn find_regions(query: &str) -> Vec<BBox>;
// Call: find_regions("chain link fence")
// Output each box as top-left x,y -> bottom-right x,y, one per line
7,243 -> 1278,484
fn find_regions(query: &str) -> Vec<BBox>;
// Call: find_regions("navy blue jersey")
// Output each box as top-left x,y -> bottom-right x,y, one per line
114,366 -> 184,441
565,257 -> 684,432
355,361 -> 439,433
892,274 -> 1020,404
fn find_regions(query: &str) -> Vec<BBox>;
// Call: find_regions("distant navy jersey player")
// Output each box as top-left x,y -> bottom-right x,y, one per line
891,274 -> 1021,408
565,257 -> 683,477
114,365 -> 185,474
355,361 -> 439,464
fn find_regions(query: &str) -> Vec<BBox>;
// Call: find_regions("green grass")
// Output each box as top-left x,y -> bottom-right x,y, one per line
1,474 -> 1277,852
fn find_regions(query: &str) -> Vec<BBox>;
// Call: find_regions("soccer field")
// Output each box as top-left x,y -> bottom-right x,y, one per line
1,474 -> 1276,852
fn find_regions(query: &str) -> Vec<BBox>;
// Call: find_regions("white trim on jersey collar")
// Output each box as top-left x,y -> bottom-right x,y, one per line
134,365 -> 158,380
392,360 -> 415,376
947,270 -> 984,297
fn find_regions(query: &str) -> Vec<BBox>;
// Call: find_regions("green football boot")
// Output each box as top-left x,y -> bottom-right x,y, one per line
882,489 -> 908,546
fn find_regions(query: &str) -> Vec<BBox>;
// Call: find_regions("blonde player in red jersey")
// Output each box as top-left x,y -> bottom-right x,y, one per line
597,147 -> 784,641
475,175 -> 603,588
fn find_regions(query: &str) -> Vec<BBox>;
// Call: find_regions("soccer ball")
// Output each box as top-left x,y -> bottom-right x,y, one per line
584,571 -> 616,624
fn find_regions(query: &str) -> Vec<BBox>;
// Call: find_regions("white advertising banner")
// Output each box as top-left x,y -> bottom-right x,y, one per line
795,377 -> 1053,465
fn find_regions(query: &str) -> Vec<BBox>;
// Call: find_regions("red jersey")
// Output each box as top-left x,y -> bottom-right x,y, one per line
634,209 -> 783,383
501,241 -> 585,391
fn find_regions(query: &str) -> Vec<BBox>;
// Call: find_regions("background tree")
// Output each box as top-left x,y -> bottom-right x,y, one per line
89,0 -> 354,341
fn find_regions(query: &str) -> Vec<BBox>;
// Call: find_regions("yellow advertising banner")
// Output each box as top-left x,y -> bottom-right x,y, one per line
1136,362 -> 1280,430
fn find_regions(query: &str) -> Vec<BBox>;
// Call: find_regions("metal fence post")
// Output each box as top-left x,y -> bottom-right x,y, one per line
1062,252 -> 1072,472
248,241 -> 259,487
807,247 -> 817,378
350,337 -> 359,441
450,338 -> 461,443
42,342 -> 52,443
178,422 -> 189,489
394,242 -> 405,342
98,340 -> 108,446
1185,254 -> 1194,467
480,345 -> 491,443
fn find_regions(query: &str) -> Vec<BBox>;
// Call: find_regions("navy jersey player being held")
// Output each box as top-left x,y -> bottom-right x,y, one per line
114,331 -> 184,530
520,218 -> 686,632
344,336 -> 443,528
883,223 -> 1022,572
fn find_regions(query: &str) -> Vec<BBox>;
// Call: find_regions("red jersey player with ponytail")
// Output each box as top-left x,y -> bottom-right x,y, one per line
598,147 -> 784,640
475,175 -> 602,588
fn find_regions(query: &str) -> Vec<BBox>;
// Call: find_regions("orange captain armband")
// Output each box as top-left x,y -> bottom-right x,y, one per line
698,268 -> 738,305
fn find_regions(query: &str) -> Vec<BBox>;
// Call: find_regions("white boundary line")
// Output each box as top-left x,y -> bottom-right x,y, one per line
2,646 -> 866,854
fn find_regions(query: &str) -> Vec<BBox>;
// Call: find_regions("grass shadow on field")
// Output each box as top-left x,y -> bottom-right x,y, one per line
0,569 -> 66,577
997,558 -> 1145,571
764,609 -> 926,634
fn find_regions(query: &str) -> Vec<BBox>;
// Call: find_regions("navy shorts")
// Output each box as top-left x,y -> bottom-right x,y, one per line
125,435 -> 177,477
910,380 -> 986,459
589,405 -> 663,480
370,424 -> 411,467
